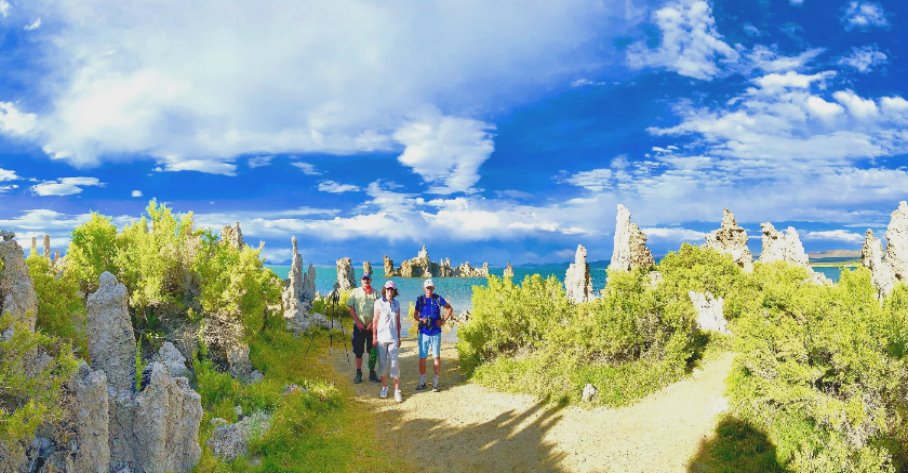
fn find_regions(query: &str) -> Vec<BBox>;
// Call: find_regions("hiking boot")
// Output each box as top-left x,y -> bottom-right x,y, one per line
353,370 -> 363,384
394,389 -> 403,403
415,382 -> 427,391
369,370 -> 380,383
380,386 -> 388,399
432,382 -> 440,392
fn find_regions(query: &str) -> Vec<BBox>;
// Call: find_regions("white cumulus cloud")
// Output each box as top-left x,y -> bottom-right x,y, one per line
837,46 -> 887,73
291,162 -> 321,176
627,0 -> 739,80
9,0 -> 637,173
0,167 -> 20,181
31,177 -> 105,196
0,102 -> 38,136
394,114 -> 495,194
317,180 -> 360,194
131,190 -> 143,198
24,17 -> 41,31
841,1 -> 890,31
802,229 -> 864,243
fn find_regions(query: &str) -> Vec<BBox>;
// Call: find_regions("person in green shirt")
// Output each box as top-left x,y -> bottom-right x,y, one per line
347,273 -> 380,383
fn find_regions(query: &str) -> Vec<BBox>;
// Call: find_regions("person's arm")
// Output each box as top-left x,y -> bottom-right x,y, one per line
444,303 -> 454,323
372,304 -> 380,342
395,306 -> 401,348
347,293 -> 364,330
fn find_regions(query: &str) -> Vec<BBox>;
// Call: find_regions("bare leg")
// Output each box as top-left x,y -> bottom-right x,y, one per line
393,377 -> 400,391
433,357 -> 441,375
381,375 -> 387,388
419,357 -> 427,375
356,356 -> 363,370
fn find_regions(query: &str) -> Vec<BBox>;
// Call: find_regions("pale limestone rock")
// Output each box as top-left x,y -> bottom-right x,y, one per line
862,229 -> 897,299
705,209 -> 753,273
760,223 -> 829,284
282,237 -> 305,308
581,383 -> 598,403
565,244 -> 593,304
503,263 -> 514,280
43,234 -> 51,261
383,256 -> 397,277
336,257 -> 356,291
0,236 -> 38,332
689,291 -> 730,335
759,223 -> 809,266
203,314 -> 252,378
610,204 -> 655,272
207,411 -> 272,461
71,364 -> 111,473
885,201 -> 908,280
87,272 -> 136,391
302,264 -> 317,302
130,363 -> 202,472
221,222 -> 244,249
156,341 -> 189,378
31,236 -> 37,256
363,261 -> 373,276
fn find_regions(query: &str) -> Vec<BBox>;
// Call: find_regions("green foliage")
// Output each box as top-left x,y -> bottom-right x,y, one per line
26,254 -> 89,358
0,313 -> 78,453
194,322 -> 405,472
64,200 -> 282,342
193,232 -> 282,335
64,212 -> 118,293
458,253 -> 720,406
728,265 -> 908,472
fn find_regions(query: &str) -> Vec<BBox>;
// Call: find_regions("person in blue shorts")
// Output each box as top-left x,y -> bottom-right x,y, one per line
413,278 -> 453,391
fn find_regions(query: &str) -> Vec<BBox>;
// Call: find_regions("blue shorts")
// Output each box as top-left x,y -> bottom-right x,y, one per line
418,332 -> 441,359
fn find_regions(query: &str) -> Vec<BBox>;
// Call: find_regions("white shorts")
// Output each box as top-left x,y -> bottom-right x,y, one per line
377,340 -> 400,379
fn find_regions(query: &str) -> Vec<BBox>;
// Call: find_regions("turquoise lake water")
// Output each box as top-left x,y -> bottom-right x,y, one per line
268,263 -> 844,312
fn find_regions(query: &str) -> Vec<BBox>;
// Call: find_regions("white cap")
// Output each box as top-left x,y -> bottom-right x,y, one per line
423,278 -> 435,288
384,280 -> 397,289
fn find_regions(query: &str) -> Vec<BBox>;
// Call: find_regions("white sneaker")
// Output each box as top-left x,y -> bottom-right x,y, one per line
379,386 -> 388,399
394,389 -> 403,403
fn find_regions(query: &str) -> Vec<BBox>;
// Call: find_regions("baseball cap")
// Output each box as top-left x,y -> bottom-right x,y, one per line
423,278 -> 435,288
361,273 -> 372,280
384,280 -> 397,290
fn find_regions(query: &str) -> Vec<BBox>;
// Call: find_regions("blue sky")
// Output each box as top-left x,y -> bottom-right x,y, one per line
1,0 -> 906,265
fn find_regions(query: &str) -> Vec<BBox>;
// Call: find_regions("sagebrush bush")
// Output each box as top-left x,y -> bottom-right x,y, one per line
729,266 -> 908,472
26,254 -> 89,358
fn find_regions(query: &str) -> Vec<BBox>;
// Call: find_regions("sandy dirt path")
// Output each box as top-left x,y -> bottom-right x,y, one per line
328,337 -> 734,473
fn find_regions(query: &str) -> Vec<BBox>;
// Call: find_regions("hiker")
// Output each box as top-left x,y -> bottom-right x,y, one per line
373,280 -> 402,402
413,278 -> 453,391
347,273 -> 379,383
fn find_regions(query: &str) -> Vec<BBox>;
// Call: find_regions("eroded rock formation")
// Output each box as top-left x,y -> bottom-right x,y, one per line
282,237 -> 323,334
86,272 -> 137,390
336,257 -> 356,291
384,245 -> 489,278
689,291 -> 730,335
565,244 -> 593,303
60,272 -> 204,473
860,202 -> 908,298
363,261 -> 372,276
760,223 -> 828,284
863,229 -> 896,298
383,256 -> 395,277
207,411 -> 272,461
43,234 -> 51,261
503,263 -> 514,280
0,234 -> 38,332
221,222 -> 244,249
705,209 -> 753,272
610,204 -> 654,272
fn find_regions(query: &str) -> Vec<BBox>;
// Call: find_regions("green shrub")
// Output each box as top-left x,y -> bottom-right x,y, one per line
26,254 -> 89,359
0,313 -> 78,458
729,266 -> 908,472
64,212 -> 119,293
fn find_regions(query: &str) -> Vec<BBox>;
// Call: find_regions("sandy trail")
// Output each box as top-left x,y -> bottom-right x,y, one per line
328,337 -> 734,473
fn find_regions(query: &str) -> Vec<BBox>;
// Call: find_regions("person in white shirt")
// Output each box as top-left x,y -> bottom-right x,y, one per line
372,279 -> 402,402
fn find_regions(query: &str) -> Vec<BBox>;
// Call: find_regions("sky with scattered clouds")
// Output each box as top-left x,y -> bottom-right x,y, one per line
0,0 -> 905,265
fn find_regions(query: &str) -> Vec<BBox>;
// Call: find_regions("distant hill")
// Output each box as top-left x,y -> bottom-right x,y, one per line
809,249 -> 861,259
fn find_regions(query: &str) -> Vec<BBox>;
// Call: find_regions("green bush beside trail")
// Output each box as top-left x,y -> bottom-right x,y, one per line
458,244 -> 908,472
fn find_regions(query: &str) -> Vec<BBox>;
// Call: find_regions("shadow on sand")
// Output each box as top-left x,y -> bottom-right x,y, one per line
362,338 -> 569,472
687,415 -> 788,473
